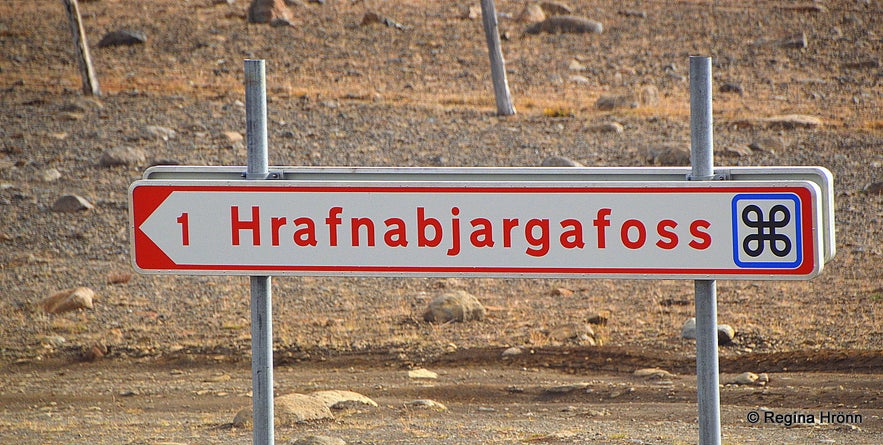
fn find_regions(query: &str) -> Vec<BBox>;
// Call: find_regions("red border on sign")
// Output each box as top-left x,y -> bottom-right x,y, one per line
130,184 -> 818,277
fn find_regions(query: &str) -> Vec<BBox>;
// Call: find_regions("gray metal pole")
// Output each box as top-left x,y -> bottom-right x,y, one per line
245,59 -> 274,445
689,55 -> 722,445
479,0 -> 516,116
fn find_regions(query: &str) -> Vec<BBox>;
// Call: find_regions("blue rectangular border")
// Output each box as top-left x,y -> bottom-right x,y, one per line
732,193 -> 803,269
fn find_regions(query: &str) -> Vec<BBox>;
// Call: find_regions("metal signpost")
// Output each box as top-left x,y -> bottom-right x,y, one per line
127,59 -> 834,445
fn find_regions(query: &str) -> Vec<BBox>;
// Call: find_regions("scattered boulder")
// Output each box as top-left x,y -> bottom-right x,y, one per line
361,12 -> 407,30
423,290 -> 485,323
681,317 -> 737,345
310,390 -> 377,410
863,181 -> 883,195
287,436 -> 346,445
541,155 -> 583,167
618,9 -> 647,18
587,310 -> 610,326
99,146 -> 146,167
591,122 -> 624,133
518,4 -> 546,23
547,322 -> 595,345
405,399 -> 447,411
463,5 -> 481,20
408,368 -> 438,380
778,32 -> 807,49
52,194 -> 94,212
247,0 -> 293,24
730,371 -> 759,385
724,145 -> 754,157
645,144 -> 690,166
142,125 -> 177,141
97,29 -> 147,48
719,82 -> 744,94
501,346 -> 523,357
634,368 -> 674,379
41,287 -> 95,314
539,1 -> 573,16
717,324 -> 736,345
763,114 -> 822,129
595,86 -> 657,110
749,136 -> 786,152
542,382 -> 590,395
40,168 -> 62,182
235,393 -> 333,427
525,16 -> 603,35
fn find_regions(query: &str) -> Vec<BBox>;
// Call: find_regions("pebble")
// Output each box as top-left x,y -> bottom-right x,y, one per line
778,32 -> 807,49
51,194 -> 93,212
423,290 -> 485,323
591,122 -> 624,133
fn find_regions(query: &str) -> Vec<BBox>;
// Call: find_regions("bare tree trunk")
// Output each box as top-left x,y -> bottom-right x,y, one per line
480,0 -> 515,115
62,0 -> 99,96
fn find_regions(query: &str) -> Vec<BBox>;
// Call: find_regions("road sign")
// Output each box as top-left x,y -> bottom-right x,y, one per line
129,174 -> 826,279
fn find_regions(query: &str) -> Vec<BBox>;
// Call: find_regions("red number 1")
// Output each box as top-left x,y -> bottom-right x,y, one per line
176,212 -> 190,246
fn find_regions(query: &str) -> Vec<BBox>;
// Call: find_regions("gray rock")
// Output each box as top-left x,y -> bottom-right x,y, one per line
724,145 -> 753,157
681,317 -> 696,339
618,9 -> 647,18
97,29 -> 147,48
595,86 -> 657,111
525,16 -> 603,35
288,436 -> 346,445
99,146 -> 146,167
52,194 -> 93,212
542,383 -> 590,394
541,155 -> 583,167
518,4 -> 546,23
423,290 -> 485,323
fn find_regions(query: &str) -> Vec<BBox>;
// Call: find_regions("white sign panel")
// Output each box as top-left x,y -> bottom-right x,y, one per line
129,179 -> 823,279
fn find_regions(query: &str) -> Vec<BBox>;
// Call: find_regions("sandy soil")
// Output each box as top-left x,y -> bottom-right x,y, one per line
1,0 -> 881,443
